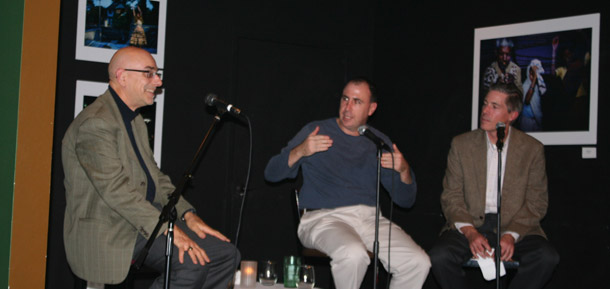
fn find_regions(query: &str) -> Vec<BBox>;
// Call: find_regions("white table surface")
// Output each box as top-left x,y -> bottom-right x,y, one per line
235,282 -> 321,289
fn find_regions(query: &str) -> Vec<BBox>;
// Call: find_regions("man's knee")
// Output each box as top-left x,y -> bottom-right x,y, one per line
428,245 -> 450,266
227,245 -> 241,268
171,259 -> 208,286
212,241 -> 241,269
413,250 -> 432,269
330,243 -> 371,267
534,243 -> 560,269
233,246 -> 241,262
392,248 -> 431,274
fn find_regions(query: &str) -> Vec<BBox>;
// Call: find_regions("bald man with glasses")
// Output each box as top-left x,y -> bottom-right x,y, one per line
62,47 -> 239,289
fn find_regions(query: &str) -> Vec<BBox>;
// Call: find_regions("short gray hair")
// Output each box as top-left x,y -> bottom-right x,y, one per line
488,82 -> 522,114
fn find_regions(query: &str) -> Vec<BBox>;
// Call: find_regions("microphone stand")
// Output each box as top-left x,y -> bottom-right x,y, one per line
373,145 -> 382,289
495,137 -> 504,289
131,112 -> 223,289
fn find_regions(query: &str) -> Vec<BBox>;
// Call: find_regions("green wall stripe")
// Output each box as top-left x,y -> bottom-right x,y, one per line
0,0 -> 24,287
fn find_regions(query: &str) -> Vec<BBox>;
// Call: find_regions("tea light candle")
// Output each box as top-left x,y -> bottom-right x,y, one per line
240,260 -> 257,287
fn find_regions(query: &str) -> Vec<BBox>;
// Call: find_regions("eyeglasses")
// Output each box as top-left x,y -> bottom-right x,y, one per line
123,68 -> 163,79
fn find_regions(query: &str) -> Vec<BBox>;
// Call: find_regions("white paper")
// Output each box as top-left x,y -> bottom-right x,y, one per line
475,249 -> 506,281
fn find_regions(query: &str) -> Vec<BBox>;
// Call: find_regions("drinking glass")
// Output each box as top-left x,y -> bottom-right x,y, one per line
297,265 -> 315,289
259,260 -> 278,286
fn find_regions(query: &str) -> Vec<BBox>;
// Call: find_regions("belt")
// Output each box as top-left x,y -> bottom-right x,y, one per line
299,208 -> 321,215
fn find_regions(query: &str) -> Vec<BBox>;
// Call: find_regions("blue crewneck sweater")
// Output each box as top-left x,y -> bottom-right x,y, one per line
264,118 -> 416,209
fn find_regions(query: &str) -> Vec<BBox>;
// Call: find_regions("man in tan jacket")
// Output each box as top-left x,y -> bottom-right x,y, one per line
429,83 -> 558,289
62,47 -> 239,288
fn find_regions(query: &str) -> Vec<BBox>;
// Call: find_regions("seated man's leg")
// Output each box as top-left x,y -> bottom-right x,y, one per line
428,230 -> 472,289
135,221 -> 240,289
508,235 -> 559,289
366,216 -> 430,289
196,231 -> 241,289
298,207 -> 371,289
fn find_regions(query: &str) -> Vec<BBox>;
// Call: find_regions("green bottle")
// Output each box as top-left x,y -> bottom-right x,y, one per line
283,256 -> 301,287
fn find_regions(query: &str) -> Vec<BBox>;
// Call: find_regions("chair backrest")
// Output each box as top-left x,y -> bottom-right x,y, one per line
293,188 -> 302,223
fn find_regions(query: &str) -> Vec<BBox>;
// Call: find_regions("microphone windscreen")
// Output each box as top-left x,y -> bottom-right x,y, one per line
357,125 -> 368,136
205,93 -> 217,106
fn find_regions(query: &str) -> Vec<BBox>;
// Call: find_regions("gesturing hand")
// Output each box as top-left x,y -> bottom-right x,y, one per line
381,144 -> 413,184
288,126 -> 333,167
299,126 -> 333,157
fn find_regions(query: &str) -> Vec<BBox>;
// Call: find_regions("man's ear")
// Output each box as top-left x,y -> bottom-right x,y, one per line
508,110 -> 519,123
368,102 -> 378,116
116,70 -> 127,86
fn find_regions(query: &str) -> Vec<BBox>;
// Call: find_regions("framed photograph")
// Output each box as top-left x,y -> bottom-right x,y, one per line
75,0 -> 167,66
75,80 -> 165,166
472,13 -> 599,145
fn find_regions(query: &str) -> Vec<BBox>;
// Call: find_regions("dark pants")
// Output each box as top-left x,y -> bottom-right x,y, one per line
132,219 -> 240,289
428,215 -> 559,289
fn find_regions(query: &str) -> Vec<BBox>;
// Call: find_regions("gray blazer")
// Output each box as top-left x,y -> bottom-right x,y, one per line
440,128 -> 548,241
62,90 -> 193,284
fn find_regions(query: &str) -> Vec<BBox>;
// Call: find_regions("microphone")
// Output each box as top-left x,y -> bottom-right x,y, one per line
205,93 -> 242,116
496,122 -> 506,151
358,125 -> 392,151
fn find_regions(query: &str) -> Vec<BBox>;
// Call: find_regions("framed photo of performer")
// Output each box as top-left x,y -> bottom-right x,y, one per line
75,80 -> 165,166
75,0 -> 167,66
472,13 -> 599,145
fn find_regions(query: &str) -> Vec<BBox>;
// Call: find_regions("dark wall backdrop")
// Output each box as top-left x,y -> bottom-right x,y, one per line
47,1 -> 609,288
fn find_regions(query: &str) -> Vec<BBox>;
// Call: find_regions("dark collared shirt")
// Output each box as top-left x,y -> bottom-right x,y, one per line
109,86 -> 156,202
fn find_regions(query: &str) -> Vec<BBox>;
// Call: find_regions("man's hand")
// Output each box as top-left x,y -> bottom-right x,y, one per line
183,211 -> 230,242
499,234 -> 515,261
462,226 -> 492,258
381,144 -> 412,184
171,226 -> 209,266
169,211 -> 231,266
288,126 -> 333,167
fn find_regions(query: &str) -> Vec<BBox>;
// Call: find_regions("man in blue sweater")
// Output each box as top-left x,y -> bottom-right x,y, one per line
264,78 -> 430,289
